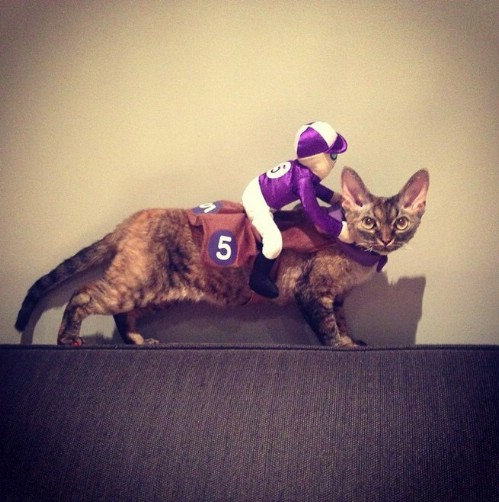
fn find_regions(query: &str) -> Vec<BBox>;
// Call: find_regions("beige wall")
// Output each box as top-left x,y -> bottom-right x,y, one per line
1,1 -> 498,345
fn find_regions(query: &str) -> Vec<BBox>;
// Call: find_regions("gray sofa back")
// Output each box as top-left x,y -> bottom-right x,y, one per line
1,345 -> 498,501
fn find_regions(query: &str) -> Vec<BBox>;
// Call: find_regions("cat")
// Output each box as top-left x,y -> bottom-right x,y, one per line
15,167 -> 429,347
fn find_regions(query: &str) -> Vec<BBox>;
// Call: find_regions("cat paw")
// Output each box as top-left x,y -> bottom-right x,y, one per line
127,332 -> 145,344
127,332 -> 159,345
332,334 -> 363,348
58,336 -> 85,346
340,341 -> 361,349
143,338 -> 160,345
342,338 -> 368,348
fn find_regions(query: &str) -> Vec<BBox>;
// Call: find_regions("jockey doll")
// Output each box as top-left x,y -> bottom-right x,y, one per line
242,121 -> 352,298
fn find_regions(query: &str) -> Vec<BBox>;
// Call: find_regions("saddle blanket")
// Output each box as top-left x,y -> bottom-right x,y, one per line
187,200 -> 387,272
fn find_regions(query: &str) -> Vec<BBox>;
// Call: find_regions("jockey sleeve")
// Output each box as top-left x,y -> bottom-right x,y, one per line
258,160 -> 342,238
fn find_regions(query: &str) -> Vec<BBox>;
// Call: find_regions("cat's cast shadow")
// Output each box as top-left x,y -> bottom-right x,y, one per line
344,273 -> 426,346
137,273 -> 426,346
21,269 -> 425,347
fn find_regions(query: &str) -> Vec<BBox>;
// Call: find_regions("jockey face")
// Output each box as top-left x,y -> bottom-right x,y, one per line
299,152 -> 338,180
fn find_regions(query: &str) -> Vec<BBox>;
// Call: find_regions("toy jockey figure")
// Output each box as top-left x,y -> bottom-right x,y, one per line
242,121 -> 351,298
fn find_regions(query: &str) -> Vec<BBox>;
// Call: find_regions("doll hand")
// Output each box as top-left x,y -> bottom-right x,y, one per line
329,192 -> 343,205
338,222 -> 354,244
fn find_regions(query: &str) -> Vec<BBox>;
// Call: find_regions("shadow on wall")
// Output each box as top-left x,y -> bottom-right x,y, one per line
345,273 -> 426,346
137,302 -> 322,346
19,268 -> 425,347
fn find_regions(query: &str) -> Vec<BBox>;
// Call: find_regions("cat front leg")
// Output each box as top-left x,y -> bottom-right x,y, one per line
333,295 -> 367,347
332,295 -> 348,339
295,290 -> 358,348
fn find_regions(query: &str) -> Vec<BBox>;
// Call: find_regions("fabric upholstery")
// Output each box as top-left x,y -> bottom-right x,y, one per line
1,345 -> 498,501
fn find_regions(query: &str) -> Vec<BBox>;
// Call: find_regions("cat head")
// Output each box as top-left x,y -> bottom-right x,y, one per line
341,167 -> 429,254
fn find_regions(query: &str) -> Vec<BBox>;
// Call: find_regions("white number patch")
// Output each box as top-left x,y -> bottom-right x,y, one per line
266,161 -> 292,179
194,202 -> 219,214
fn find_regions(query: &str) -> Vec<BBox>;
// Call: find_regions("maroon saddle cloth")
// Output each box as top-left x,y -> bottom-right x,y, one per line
187,200 -> 387,271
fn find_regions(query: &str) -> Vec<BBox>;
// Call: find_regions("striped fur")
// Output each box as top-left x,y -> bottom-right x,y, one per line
15,168 -> 429,346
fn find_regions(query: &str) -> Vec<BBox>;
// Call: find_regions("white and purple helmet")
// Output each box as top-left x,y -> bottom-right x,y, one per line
294,121 -> 348,159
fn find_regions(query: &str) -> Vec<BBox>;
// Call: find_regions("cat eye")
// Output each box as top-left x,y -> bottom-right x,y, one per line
395,217 -> 409,230
361,217 -> 376,230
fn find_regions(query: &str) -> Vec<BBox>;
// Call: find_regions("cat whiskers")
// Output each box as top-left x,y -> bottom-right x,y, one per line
355,243 -> 376,253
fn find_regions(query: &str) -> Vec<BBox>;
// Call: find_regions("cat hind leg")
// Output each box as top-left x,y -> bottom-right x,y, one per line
57,280 -> 142,346
57,290 -> 93,346
113,309 -> 159,345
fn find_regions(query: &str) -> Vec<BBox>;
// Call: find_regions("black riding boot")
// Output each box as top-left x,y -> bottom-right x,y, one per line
249,252 -> 279,299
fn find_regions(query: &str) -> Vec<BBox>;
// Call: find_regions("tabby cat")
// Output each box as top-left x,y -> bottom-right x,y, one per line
15,167 -> 429,347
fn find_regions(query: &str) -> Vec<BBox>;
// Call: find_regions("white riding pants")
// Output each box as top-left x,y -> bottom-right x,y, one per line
242,177 -> 283,260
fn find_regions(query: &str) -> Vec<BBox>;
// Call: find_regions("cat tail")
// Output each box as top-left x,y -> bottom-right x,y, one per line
15,233 -> 117,332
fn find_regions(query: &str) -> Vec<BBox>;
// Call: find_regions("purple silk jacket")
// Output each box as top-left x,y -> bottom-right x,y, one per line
258,159 -> 342,238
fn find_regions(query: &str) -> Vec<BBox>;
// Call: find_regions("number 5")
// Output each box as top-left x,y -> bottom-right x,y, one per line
216,235 -> 232,260
208,230 -> 237,266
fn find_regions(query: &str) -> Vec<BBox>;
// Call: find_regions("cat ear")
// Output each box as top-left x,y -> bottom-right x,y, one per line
399,169 -> 430,215
341,167 -> 370,209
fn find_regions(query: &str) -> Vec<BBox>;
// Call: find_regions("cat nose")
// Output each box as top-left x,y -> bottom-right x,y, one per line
379,230 -> 393,247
